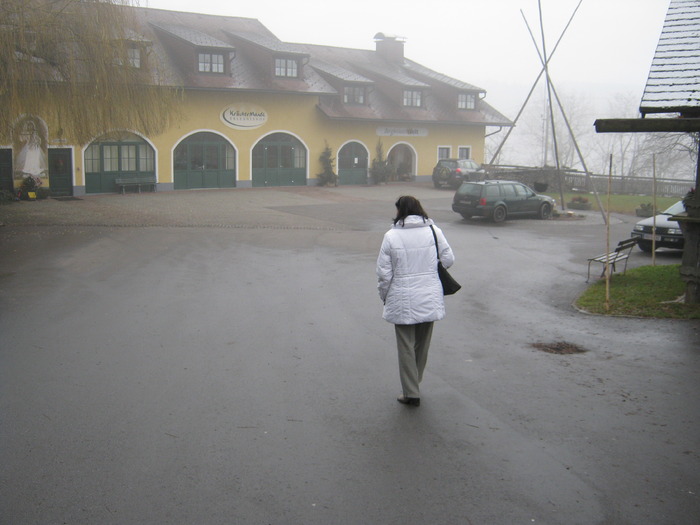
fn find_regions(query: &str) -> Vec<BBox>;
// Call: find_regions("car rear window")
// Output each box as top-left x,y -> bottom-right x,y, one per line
440,160 -> 458,169
456,183 -> 483,197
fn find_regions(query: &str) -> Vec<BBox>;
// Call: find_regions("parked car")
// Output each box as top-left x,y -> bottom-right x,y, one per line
452,180 -> 555,222
631,200 -> 685,252
432,158 -> 484,188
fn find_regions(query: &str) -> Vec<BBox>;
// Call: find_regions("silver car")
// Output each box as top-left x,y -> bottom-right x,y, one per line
631,200 -> 685,252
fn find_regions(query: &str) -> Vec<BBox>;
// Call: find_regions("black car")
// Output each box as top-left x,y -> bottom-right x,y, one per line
452,180 -> 555,222
432,158 -> 483,188
631,200 -> 685,252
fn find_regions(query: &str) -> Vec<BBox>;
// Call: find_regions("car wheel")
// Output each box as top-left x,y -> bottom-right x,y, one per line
460,213 -> 472,220
638,240 -> 653,253
538,202 -> 552,219
492,205 -> 507,223
433,179 -> 441,188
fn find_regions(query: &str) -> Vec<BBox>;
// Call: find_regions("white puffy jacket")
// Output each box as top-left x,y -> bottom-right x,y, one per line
376,216 -> 455,325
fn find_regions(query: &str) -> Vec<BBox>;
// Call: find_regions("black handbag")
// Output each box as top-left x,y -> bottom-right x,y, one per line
430,225 -> 461,295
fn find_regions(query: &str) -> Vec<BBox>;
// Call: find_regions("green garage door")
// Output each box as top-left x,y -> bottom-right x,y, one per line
338,142 -> 368,185
252,133 -> 306,187
85,133 -> 155,194
174,133 -> 236,190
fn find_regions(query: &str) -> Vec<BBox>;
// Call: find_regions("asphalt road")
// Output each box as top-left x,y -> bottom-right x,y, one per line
1,184 -> 698,524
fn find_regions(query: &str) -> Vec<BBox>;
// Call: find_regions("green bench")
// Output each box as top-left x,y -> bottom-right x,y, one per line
115,177 -> 156,194
586,238 -> 638,282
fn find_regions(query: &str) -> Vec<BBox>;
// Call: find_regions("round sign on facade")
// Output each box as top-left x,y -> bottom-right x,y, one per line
221,104 -> 268,130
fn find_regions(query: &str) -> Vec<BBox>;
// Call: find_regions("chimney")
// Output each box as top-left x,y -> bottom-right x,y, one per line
374,32 -> 406,63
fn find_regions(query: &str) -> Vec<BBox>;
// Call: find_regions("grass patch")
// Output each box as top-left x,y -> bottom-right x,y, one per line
545,193 -> 678,215
575,265 -> 700,319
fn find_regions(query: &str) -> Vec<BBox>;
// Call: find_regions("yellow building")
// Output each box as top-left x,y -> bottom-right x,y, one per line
1,7 -> 511,196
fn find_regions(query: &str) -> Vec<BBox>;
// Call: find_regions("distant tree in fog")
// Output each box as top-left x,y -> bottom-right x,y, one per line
592,93 -> 696,180
490,89 -> 696,180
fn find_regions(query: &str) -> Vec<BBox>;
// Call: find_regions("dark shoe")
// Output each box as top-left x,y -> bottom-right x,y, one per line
397,395 -> 420,407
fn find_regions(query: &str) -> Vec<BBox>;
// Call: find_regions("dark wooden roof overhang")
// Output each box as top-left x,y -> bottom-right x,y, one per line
594,117 -> 700,133
595,117 -> 700,190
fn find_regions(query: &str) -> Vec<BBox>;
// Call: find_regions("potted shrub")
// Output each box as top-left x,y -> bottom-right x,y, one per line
567,195 -> 592,210
370,140 -> 394,184
316,142 -> 338,187
19,175 -> 42,200
635,202 -> 654,217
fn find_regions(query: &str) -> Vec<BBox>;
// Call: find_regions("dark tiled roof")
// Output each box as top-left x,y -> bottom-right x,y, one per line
403,59 -> 485,93
149,23 -> 235,50
131,6 -> 511,126
641,0 -> 700,115
137,7 -> 334,94
310,59 -> 373,84
302,44 -> 510,126
223,30 -> 308,56
355,61 -> 430,88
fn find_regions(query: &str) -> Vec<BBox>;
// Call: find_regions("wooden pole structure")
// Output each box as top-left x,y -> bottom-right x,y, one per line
537,0 -> 566,211
605,154 -> 612,311
521,5 -> 608,224
489,1 -> 582,167
652,153 -> 657,266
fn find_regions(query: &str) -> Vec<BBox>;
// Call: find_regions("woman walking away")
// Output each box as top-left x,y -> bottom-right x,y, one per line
376,196 -> 455,407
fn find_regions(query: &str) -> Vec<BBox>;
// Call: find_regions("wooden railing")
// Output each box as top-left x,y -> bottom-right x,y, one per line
484,165 -> 694,197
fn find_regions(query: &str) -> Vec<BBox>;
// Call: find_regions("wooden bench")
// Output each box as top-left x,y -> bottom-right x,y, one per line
586,238 -> 638,282
115,177 -> 156,194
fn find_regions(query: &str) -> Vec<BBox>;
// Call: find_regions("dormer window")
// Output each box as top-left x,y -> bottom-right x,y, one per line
458,92 -> 476,110
403,89 -> 422,107
343,86 -> 365,105
198,52 -> 224,73
114,44 -> 143,69
128,47 -> 141,68
275,57 -> 298,78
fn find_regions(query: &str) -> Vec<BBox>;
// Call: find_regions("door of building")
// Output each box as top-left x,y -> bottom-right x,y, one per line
338,142 -> 368,185
174,133 -> 236,190
48,149 -> 73,197
387,144 -> 415,181
252,133 -> 306,187
0,149 -> 12,194
85,134 -> 156,193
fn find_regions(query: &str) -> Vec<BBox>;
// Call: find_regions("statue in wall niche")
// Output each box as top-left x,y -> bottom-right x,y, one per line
13,116 -> 49,181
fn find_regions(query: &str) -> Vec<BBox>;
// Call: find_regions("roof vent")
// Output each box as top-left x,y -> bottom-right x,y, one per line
374,32 -> 406,63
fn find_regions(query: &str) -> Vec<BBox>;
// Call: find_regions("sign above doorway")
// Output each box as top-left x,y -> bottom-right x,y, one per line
221,104 -> 268,130
376,127 -> 428,137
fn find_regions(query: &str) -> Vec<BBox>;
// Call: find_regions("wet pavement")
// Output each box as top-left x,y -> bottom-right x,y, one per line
1,184 -> 698,524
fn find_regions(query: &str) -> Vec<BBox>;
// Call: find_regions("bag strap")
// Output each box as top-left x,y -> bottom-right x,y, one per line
429,225 -> 441,261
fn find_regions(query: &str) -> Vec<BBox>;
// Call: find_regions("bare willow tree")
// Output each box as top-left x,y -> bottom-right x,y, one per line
0,0 -> 181,145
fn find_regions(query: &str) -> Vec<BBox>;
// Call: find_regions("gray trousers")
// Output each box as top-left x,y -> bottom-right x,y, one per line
394,322 -> 434,398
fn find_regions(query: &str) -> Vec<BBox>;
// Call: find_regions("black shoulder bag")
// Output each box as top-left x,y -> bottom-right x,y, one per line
430,225 -> 461,295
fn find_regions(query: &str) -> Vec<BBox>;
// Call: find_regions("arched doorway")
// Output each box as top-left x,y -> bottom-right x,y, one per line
387,143 -> 416,181
338,141 -> 368,185
252,133 -> 306,187
84,132 -> 155,193
174,132 -> 236,190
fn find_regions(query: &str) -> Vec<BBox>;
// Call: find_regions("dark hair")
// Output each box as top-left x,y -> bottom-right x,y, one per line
393,195 -> 429,225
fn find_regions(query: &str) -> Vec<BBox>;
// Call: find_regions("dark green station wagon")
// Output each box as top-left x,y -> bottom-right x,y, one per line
452,180 -> 556,223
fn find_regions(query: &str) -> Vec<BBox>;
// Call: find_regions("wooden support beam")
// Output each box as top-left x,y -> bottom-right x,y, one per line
594,118 -> 700,133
